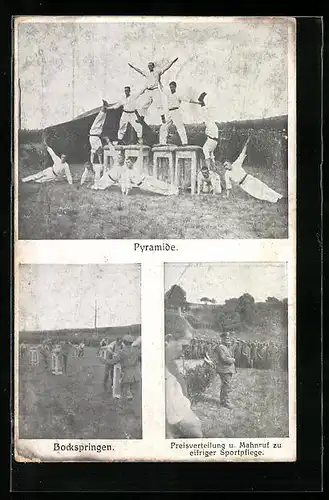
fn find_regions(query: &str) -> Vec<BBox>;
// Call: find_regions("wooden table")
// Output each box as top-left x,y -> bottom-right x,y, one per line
152,145 -> 177,184
123,145 -> 152,175
174,146 -> 202,194
103,145 -> 125,169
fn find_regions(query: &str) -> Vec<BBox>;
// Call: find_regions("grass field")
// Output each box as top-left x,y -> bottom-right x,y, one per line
178,360 -> 289,438
19,348 -> 288,440
19,347 -> 142,439
18,163 -> 288,239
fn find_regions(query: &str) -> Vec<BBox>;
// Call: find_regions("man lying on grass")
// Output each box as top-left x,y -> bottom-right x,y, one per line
22,143 -> 73,185
165,309 -> 203,438
120,145 -> 179,196
224,137 -> 283,203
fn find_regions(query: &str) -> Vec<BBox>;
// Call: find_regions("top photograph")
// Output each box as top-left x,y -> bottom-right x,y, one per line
15,17 -> 293,240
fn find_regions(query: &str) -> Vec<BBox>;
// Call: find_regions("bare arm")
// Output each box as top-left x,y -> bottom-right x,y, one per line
64,164 -> 73,185
160,57 -> 178,75
128,63 -> 146,77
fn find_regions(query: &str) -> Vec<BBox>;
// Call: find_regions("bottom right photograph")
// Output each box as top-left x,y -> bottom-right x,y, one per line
164,262 -> 289,439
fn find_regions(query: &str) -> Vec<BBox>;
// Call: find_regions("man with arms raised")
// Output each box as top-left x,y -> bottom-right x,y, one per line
128,58 -> 178,123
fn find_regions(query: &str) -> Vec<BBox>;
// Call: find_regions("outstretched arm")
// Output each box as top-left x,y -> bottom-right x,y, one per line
47,146 -> 60,163
64,164 -> 73,185
106,99 -> 123,110
128,62 -> 146,77
232,137 -> 251,170
160,57 -> 178,75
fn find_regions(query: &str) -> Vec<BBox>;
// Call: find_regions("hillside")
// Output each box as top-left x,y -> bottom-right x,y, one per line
166,285 -> 288,342
19,324 -> 141,345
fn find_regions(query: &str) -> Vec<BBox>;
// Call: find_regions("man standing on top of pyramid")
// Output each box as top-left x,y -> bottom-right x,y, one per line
158,80 -> 203,146
128,58 -> 178,124
104,85 -> 147,145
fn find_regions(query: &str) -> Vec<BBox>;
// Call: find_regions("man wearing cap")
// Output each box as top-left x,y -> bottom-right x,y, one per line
213,332 -> 236,409
197,164 -> 222,195
106,334 -> 140,400
105,86 -> 147,145
128,58 -> 178,123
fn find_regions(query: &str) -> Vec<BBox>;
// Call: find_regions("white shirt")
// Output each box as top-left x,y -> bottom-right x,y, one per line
112,92 -> 141,112
167,92 -> 184,109
165,368 -> 193,425
146,69 -> 162,90
89,109 -> 107,135
224,151 -> 248,190
47,147 -> 72,184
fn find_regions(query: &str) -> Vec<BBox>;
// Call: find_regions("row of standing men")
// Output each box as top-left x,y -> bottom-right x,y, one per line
184,336 -> 288,371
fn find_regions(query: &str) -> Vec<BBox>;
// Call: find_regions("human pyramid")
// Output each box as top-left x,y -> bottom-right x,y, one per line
22,58 -> 283,203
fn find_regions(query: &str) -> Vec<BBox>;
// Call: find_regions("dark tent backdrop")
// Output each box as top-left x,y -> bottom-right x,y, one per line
41,110 -> 287,169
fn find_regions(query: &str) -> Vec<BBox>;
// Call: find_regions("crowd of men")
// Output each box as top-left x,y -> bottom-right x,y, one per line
19,335 -> 141,407
20,339 -> 85,373
21,57 -> 283,203
184,335 -> 288,371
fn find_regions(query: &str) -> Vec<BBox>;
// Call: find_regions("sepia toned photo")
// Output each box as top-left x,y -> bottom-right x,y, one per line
15,17 -> 292,240
164,263 -> 289,440
16,264 -> 142,445
13,15 -> 297,465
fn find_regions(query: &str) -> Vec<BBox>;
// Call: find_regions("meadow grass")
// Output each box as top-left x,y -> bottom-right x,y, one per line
19,347 -> 142,439
19,163 -> 288,239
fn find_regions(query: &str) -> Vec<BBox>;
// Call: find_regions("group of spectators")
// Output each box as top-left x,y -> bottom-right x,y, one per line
184,335 -> 288,371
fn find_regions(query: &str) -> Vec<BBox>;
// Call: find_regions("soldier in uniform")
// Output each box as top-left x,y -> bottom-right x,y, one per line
213,332 -> 236,409
106,335 -> 140,400
101,337 -> 122,392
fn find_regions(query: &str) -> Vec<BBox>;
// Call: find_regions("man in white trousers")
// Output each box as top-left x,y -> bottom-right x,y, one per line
91,143 -> 124,191
80,100 -> 109,186
195,92 -> 220,170
105,86 -> 147,145
159,81 -> 200,146
125,146 -> 178,196
128,58 -> 178,123
224,137 -> 283,203
22,144 -> 72,185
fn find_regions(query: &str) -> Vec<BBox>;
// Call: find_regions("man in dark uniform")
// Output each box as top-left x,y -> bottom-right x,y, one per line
213,332 -> 236,409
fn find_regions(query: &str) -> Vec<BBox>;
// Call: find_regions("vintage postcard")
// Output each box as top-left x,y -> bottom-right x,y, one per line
15,16 -> 291,240
13,16 -> 296,463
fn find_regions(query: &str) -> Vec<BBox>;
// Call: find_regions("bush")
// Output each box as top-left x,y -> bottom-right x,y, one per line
185,361 -> 216,401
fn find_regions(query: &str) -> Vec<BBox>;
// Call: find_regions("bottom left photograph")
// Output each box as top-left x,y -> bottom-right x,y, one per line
17,264 -> 142,440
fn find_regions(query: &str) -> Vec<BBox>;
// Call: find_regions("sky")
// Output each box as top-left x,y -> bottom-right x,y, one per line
19,264 -> 141,331
16,17 -> 290,129
165,263 -> 288,304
